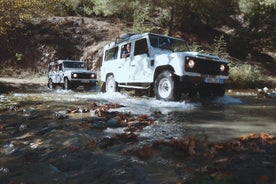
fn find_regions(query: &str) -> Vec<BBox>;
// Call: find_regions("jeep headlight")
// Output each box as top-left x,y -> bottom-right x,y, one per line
220,64 -> 225,72
188,59 -> 195,69
91,74 -> 96,78
73,73 -> 78,78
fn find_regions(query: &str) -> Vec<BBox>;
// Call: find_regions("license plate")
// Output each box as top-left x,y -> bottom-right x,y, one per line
81,80 -> 90,83
204,77 -> 224,84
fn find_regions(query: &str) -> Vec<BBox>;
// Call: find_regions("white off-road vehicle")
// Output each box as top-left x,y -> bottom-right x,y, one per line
48,60 -> 97,90
100,33 -> 229,101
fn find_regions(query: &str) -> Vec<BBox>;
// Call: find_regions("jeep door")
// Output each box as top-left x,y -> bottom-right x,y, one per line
130,38 -> 153,82
115,43 -> 132,83
49,63 -> 62,84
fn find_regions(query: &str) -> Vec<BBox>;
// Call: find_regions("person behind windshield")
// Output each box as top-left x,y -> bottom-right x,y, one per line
122,43 -> 131,58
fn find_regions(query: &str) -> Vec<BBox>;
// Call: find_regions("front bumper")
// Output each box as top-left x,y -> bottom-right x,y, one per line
70,79 -> 98,84
179,75 -> 228,85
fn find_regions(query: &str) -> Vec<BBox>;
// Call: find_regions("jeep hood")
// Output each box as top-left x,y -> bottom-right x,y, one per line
64,68 -> 93,73
182,51 -> 227,62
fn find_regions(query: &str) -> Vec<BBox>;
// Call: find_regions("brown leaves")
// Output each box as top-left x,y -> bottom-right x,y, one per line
95,103 -> 122,117
127,145 -> 159,159
127,133 -> 276,160
240,133 -> 276,144
167,137 -> 198,156
206,133 -> 276,158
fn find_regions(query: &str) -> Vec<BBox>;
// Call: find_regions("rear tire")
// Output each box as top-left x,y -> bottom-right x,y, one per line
154,71 -> 180,101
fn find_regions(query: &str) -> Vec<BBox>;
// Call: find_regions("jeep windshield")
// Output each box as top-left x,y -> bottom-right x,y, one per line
63,61 -> 87,69
149,34 -> 189,52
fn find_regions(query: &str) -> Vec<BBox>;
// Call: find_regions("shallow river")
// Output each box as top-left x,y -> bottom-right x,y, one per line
0,87 -> 275,183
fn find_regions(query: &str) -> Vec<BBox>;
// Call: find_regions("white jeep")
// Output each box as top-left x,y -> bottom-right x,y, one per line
100,33 -> 229,101
47,60 -> 97,90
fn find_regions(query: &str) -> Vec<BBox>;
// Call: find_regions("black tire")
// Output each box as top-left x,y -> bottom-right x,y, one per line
64,78 -> 70,90
48,79 -> 54,89
105,75 -> 118,93
101,82 -> 106,92
154,71 -> 180,101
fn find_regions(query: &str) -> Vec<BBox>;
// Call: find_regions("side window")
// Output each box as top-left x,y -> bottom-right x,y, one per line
121,43 -> 131,58
134,38 -> 148,56
104,46 -> 118,61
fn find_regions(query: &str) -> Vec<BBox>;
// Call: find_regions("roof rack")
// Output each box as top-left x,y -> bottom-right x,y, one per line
116,33 -> 135,44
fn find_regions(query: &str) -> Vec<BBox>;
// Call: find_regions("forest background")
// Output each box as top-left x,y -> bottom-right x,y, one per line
0,0 -> 275,88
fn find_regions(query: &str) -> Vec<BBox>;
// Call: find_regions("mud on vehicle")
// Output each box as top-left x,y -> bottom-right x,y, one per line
100,32 -> 229,101
47,60 -> 97,90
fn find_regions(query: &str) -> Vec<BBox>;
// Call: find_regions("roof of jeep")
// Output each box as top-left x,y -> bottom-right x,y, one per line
105,32 -> 186,50
49,60 -> 84,65
116,32 -> 162,43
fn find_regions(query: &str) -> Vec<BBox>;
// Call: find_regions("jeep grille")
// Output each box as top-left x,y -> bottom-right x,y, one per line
185,57 -> 229,76
71,73 -> 96,79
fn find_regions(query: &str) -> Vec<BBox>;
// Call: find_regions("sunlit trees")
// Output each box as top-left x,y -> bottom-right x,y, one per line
0,0 -> 58,34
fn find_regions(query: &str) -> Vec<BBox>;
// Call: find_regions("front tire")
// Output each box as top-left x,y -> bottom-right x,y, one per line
155,71 -> 180,101
48,79 -> 54,89
105,75 -> 118,93
64,78 -> 70,90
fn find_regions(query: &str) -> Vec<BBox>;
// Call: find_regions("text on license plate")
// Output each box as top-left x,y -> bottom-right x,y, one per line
81,80 -> 90,83
204,77 -> 224,84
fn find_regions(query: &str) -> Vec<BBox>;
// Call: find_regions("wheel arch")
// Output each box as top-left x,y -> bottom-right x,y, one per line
63,76 -> 69,83
154,65 -> 175,81
105,73 -> 115,81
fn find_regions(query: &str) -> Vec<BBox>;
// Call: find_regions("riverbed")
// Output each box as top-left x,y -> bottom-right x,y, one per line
0,85 -> 276,183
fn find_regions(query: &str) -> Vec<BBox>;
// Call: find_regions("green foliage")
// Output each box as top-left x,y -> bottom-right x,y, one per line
59,0 -> 81,15
238,0 -> 275,52
229,63 -> 264,87
190,42 -> 204,52
0,0 -> 59,34
213,35 -> 229,59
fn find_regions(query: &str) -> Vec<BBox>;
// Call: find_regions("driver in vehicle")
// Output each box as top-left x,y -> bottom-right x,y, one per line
122,43 -> 131,58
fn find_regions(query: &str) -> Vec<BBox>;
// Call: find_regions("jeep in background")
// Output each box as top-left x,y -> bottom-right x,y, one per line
100,32 -> 229,101
48,60 -> 97,90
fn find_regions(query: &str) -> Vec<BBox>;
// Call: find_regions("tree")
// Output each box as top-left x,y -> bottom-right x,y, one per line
239,0 -> 275,51
0,0 -> 59,35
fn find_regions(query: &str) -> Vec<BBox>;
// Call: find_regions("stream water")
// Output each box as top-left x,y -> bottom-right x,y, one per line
0,87 -> 275,183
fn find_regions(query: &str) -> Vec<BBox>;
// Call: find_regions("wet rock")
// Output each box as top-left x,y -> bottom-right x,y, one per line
29,111 -> 44,119
19,123 -> 27,131
115,132 -> 138,143
92,121 -> 107,129
0,167 -> 9,176
258,91 -> 269,98
107,117 -> 123,128
268,92 -> 276,98
257,87 -> 276,98
98,136 -> 116,149
84,116 -> 107,123
35,123 -> 60,136
9,103 -> 20,111
0,143 -> 16,155
67,107 -> 90,114
49,164 -> 61,174
55,111 -> 68,119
